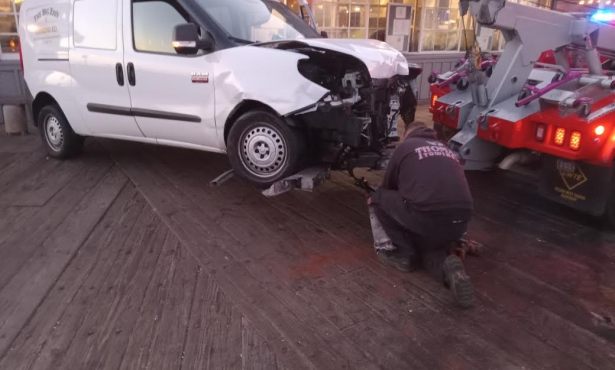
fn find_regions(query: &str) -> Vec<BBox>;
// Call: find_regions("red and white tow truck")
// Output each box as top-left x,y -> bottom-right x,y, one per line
430,1 -> 615,225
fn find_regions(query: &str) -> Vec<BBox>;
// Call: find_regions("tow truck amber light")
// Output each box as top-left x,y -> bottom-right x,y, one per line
595,125 -> 606,136
554,128 -> 566,146
431,94 -> 439,107
535,124 -> 546,142
570,131 -> 582,151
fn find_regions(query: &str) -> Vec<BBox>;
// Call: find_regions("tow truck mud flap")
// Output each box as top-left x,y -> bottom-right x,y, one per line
540,156 -> 613,216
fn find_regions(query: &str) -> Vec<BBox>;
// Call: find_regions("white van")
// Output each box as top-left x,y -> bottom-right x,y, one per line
19,0 -> 420,185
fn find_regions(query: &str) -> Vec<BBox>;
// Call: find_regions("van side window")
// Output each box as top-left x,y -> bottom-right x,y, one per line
132,0 -> 187,54
74,0 -> 117,50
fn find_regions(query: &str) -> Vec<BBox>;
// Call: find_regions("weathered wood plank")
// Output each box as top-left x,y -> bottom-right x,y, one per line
252,166 -> 593,369
78,223 -> 172,370
0,153 -> 16,173
116,233 -> 181,370
47,208 -> 162,369
137,240 -> 197,370
148,149 -> 439,368
16,196 -> 149,370
137,146 -> 530,369
0,151 -> 46,191
0,167 -> 126,357
107,144 -> 371,370
335,270 -> 522,370
0,159 -> 85,207
241,316 -> 288,370
0,155 -> 113,291
180,268 -> 244,370
0,134 -> 42,154
2,132 -> 612,370
0,186 -> 145,370
0,207 -> 37,247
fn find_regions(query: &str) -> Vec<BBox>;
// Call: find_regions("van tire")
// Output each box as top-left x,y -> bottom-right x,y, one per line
38,105 -> 84,159
227,110 -> 305,186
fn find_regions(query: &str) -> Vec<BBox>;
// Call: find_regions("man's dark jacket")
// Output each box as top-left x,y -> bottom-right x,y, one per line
376,126 -> 473,212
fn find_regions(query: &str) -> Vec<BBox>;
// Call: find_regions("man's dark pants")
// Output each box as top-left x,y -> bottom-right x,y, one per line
373,189 -> 471,280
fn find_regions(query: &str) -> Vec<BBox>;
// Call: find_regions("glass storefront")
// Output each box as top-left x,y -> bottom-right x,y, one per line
0,0 -> 21,59
0,0 -> 20,57
0,0 -> 554,57
284,0 -> 552,52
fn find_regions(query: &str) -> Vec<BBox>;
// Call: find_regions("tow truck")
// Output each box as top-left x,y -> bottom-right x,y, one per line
429,1 -> 615,225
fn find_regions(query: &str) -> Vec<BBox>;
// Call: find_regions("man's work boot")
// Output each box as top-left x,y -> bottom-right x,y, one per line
443,255 -> 475,308
376,251 -> 413,272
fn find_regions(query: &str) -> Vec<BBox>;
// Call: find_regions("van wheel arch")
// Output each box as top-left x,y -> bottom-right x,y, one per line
224,100 -> 281,145
32,92 -> 61,127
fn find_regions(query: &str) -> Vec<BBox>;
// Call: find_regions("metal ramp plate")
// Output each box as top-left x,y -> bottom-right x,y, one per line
262,166 -> 330,197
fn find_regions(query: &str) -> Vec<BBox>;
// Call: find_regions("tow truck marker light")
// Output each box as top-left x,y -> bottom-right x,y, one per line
595,125 -> 606,136
536,124 -> 546,142
591,10 -> 615,23
554,127 -> 566,146
570,131 -> 582,151
431,94 -> 439,108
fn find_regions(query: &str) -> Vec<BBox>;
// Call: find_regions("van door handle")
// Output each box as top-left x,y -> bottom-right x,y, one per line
115,63 -> 124,86
127,62 -> 136,86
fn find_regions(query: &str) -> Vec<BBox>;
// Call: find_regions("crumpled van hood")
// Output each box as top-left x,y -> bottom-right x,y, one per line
257,38 -> 410,79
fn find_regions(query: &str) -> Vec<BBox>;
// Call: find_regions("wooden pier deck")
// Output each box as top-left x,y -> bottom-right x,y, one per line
1,119 -> 615,369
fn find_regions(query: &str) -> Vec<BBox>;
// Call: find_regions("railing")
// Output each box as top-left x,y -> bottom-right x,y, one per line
403,52 -> 465,103
0,60 -> 28,106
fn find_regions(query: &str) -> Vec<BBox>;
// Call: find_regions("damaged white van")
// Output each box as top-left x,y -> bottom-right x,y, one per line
19,0 -> 420,185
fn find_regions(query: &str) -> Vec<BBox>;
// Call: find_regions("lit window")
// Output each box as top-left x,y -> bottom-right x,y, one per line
0,0 -> 21,55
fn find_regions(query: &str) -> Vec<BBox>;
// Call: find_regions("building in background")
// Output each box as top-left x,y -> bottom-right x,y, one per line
282,0 -> 552,53
0,0 -> 21,59
0,0 -> 612,104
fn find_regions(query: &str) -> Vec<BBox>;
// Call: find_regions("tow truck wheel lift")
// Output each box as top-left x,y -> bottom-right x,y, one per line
430,0 -> 615,225
209,154 -> 392,197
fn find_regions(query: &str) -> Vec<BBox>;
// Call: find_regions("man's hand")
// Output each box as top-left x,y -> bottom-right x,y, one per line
367,197 -> 373,206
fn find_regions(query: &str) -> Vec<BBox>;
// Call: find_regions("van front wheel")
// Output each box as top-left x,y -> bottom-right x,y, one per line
227,110 -> 305,186
38,105 -> 84,159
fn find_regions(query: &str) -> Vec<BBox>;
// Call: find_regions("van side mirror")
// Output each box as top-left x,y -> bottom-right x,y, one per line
172,23 -> 214,55
320,31 -> 328,38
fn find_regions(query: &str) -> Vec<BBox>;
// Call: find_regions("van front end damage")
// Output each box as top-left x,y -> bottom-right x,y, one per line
261,40 -> 421,173
291,74 -> 418,172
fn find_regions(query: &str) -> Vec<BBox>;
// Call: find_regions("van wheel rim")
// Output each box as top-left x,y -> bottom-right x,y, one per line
44,115 -> 64,151
240,125 -> 287,178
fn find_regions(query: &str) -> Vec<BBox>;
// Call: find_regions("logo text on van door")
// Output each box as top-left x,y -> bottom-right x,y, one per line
191,73 -> 209,83
33,7 -> 60,22
28,7 -> 62,39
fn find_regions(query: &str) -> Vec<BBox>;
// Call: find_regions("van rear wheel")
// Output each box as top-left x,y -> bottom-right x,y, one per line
227,110 -> 305,187
38,105 -> 84,159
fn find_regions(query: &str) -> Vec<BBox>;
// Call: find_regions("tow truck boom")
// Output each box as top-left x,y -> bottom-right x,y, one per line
452,0 -> 615,170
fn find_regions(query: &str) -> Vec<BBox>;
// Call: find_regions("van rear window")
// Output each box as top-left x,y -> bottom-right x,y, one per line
74,0 -> 117,50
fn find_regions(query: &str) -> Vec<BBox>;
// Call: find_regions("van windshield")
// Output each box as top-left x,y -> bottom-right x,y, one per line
195,0 -> 319,44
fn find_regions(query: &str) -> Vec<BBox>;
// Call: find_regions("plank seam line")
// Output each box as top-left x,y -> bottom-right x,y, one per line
178,263 -> 201,370
114,227 -> 173,370
0,162 -> 115,293
110,154 -> 316,370
0,177 -> 128,361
